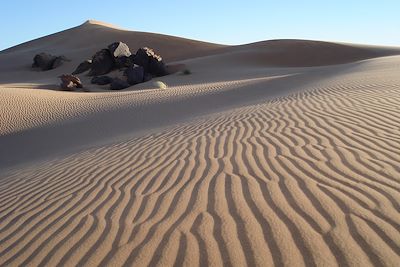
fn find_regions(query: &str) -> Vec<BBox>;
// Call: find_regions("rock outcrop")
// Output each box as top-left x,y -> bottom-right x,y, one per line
46,41 -> 170,91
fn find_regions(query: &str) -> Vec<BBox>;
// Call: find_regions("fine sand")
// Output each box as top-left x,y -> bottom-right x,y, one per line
0,20 -> 400,266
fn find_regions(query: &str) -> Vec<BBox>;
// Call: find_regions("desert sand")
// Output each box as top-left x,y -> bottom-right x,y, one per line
0,20 -> 399,266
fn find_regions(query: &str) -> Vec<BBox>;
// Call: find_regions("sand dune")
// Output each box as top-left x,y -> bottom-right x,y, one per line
1,21 -> 400,266
221,39 -> 400,67
0,20 -> 398,86
0,20 -> 224,83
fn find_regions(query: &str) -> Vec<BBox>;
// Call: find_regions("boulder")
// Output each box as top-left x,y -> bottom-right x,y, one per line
133,47 -> 166,76
88,49 -> 115,76
124,65 -> 144,85
132,47 -> 151,71
32,53 -> 68,71
32,53 -> 56,71
59,74 -> 83,90
108,42 -> 131,58
115,56 -> 133,69
91,76 -> 113,85
110,78 -> 130,90
72,59 -> 92,75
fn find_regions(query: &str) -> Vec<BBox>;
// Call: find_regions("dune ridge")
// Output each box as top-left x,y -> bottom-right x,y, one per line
1,53 -> 399,266
82,19 -> 126,29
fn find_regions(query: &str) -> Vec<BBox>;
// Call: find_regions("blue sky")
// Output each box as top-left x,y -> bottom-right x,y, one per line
1,0 -> 399,50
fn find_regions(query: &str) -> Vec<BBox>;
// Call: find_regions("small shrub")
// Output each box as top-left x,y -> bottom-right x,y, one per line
182,69 -> 191,75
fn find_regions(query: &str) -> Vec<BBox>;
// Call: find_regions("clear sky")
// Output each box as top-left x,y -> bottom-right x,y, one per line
1,0 -> 399,50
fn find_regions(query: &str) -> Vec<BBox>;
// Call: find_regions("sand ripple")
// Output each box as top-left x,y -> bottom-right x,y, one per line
1,57 -> 400,266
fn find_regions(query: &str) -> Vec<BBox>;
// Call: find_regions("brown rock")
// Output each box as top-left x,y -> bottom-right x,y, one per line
59,74 -> 83,90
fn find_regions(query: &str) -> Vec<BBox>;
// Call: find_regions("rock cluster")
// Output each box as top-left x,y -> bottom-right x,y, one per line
71,42 -> 168,90
33,42 -> 168,91
32,53 -> 68,71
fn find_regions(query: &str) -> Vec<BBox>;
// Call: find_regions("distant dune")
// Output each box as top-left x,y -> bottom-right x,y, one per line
1,20 -> 399,80
0,21 -> 399,266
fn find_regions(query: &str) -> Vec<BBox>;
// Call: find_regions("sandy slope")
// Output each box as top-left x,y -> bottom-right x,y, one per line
1,21 -> 400,266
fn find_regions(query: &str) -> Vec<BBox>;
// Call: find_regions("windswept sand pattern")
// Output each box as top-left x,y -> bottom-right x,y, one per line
0,76 -> 283,136
1,61 -> 400,267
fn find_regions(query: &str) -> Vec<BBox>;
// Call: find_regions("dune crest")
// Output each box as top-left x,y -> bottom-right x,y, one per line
81,19 -> 125,29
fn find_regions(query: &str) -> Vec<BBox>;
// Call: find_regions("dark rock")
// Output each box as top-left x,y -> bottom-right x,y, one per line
110,78 -> 130,90
72,59 -> 92,75
59,74 -> 83,90
108,42 -> 131,58
149,58 -> 167,76
91,76 -> 113,85
88,49 -> 115,76
143,72 -> 152,82
128,54 -> 136,64
133,48 -> 151,70
133,47 -> 166,76
32,53 -> 56,71
115,56 -> 133,69
32,53 -> 68,71
124,65 -> 144,85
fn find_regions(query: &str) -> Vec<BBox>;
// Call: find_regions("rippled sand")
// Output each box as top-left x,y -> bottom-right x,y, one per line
1,21 -> 400,267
